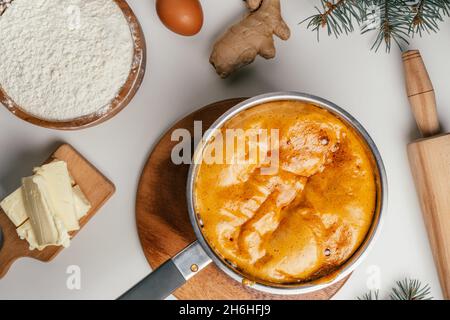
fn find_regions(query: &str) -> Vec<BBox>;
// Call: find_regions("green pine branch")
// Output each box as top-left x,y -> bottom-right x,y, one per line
301,0 -> 450,52
357,290 -> 380,300
410,0 -> 450,36
365,0 -> 411,52
300,0 -> 366,39
390,279 -> 432,300
357,278 -> 433,300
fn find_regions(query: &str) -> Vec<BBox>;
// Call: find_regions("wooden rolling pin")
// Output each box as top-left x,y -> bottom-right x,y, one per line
403,50 -> 450,299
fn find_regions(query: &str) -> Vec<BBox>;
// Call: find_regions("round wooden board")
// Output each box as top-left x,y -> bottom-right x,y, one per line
0,0 -> 146,130
136,98 -> 350,300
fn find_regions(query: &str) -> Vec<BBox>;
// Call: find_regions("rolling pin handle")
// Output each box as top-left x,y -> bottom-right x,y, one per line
402,50 -> 441,137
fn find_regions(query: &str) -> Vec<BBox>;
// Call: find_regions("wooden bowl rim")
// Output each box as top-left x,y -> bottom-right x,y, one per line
0,0 -> 146,131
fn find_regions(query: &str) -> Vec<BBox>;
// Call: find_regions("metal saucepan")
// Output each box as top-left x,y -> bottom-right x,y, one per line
119,92 -> 387,300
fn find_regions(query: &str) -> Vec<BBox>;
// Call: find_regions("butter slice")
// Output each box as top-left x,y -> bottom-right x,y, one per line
17,221 -> 46,251
33,161 -> 79,231
0,188 -> 28,227
73,185 -> 91,219
22,175 -> 70,248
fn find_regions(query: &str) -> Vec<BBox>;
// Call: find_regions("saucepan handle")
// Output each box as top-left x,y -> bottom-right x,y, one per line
118,241 -> 212,300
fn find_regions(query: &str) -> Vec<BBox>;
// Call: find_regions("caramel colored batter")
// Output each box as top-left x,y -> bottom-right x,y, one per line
194,101 -> 377,284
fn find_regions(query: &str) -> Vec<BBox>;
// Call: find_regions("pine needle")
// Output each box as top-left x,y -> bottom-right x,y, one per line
357,290 -> 380,300
389,279 -> 433,300
356,278 -> 432,300
301,0 -> 450,52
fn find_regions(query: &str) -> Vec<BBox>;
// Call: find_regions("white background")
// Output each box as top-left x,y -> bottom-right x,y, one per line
0,0 -> 449,300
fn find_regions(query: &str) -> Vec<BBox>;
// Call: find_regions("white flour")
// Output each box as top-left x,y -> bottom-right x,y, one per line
0,0 -> 134,121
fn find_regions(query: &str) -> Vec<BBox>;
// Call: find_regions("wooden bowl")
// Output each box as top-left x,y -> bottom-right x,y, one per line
0,0 -> 146,130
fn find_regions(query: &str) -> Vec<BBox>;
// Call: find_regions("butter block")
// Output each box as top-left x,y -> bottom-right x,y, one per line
73,185 -> 91,219
33,161 -> 79,231
22,175 -> 70,248
0,187 -> 28,227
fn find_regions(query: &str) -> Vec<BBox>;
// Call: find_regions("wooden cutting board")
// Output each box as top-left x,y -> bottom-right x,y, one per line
403,50 -> 450,299
0,144 -> 115,278
136,98 -> 350,300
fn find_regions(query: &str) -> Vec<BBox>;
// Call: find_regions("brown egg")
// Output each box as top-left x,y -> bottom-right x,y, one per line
156,0 -> 203,36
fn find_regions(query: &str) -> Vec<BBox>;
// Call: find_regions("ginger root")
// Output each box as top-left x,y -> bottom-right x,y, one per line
246,0 -> 263,10
210,0 -> 290,78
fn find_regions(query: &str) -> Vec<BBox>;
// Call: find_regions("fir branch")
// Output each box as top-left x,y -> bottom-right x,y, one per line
389,279 -> 433,300
300,0 -> 366,39
357,278 -> 432,300
409,0 -> 450,36
301,0 -> 450,52
357,290 -> 380,300
365,0 -> 412,52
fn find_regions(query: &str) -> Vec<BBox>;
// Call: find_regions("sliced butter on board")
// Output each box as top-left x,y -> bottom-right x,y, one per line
33,161 -> 79,231
21,175 -> 70,248
73,185 -> 91,219
0,187 -> 28,227
1,185 -> 90,251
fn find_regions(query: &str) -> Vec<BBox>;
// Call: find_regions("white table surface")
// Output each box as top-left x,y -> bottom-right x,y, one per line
0,0 -> 449,300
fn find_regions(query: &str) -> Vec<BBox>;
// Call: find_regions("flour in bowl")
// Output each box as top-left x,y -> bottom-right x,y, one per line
0,0 -> 134,121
